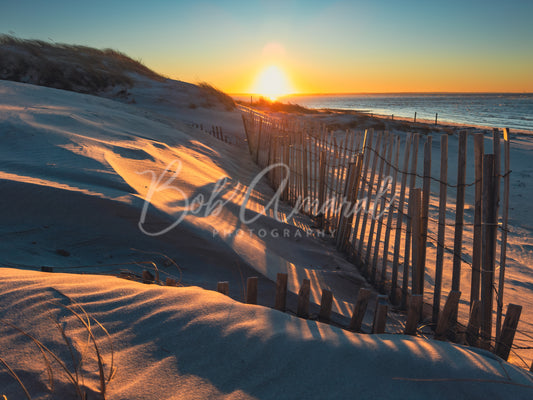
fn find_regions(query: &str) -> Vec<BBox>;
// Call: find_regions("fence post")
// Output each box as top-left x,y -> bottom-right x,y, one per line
283,139 -> 291,201
318,150 -> 327,228
471,134 -> 484,306
217,281 -> 229,296
274,273 -> 288,311
255,119 -> 263,164
494,304 -> 522,361
496,128 -> 511,343
481,154 -> 498,350
405,294 -> 423,335
420,136 -> 432,286
433,134 -> 448,323
246,277 -> 258,304
319,289 -> 333,322
297,279 -> 311,318
303,133 -> 309,202
241,114 -> 253,155
165,277 -> 176,286
435,290 -> 461,340
348,288 -> 372,332
336,158 -> 362,252
410,189 -> 424,297
466,300 -> 481,347
372,295 -> 388,334
142,270 -> 155,284
452,131 -> 467,293
401,133 -> 419,309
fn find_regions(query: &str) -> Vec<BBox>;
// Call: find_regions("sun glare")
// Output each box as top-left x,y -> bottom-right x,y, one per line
252,65 -> 293,101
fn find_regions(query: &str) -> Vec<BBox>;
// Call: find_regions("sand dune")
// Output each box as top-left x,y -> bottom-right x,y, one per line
1,75 -> 532,399
1,268 -> 532,400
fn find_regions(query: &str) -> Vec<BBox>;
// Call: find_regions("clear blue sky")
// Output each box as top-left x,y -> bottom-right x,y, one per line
2,0 -> 532,93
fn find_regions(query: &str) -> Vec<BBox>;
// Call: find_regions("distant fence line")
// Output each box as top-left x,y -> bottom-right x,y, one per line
240,108 -> 526,364
191,122 -> 237,145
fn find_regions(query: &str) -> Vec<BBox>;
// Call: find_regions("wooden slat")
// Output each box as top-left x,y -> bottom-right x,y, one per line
419,136 -> 432,294
319,289 -> 333,322
481,154 -> 498,349
297,278 -> 311,318
246,277 -> 258,304
303,132 -> 309,202
435,290 -> 461,340
495,304 -> 522,361
401,133 -> 419,308
405,294 -> 423,335
255,119 -> 263,163
410,189 -> 424,296
142,270 -> 155,284
348,288 -> 372,332
466,300 -> 481,347
274,273 -> 288,311
433,134 -> 448,323
496,128 -> 511,342
217,281 -> 229,296
336,160 -> 362,251
451,131 -> 467,292
470,133 -> 484,306
165,278 -> 176,286
317,151 -> 327,228
372,295 -> 389,334
283,139 -> 290,201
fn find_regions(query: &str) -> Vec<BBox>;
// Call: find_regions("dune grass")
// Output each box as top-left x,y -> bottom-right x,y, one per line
0,293 -> 115,400
198,82 -> 236,110
0,35 -> 165,95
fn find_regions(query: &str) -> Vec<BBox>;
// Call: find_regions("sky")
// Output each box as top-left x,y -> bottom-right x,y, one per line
1,0 -> 533,95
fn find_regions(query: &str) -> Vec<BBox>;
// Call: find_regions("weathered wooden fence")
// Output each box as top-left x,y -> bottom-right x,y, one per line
192,122 -> 235,144
240,108 -> 524,362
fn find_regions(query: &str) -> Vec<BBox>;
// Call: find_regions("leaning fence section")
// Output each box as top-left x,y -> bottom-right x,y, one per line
241,109 -> 526,365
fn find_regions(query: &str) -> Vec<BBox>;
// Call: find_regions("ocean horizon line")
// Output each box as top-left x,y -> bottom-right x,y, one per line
231,91 -> 533,98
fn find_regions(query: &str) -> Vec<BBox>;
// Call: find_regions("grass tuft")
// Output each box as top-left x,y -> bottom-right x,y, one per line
197,82 -> 236,110
0,34 -> 166,96
1,293 -> 115,400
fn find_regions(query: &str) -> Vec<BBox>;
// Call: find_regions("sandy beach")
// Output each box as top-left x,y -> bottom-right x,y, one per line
1,37 -> 532,398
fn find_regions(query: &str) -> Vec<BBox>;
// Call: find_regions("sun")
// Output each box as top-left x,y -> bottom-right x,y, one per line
251,65 -> 293,101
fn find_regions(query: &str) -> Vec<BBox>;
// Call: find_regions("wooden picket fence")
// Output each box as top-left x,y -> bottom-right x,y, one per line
207,274 -> 523,366
192,122 -> 235,144
239,108 -> 527,364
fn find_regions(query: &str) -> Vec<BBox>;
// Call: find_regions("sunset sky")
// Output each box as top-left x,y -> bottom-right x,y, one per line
2,0 -> 533,95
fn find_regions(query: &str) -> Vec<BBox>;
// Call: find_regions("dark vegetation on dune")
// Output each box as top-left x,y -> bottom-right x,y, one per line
238,97 -> 320,114
0,35 -> 165,96
197,82 -> 236,111
0,35 -> 235,110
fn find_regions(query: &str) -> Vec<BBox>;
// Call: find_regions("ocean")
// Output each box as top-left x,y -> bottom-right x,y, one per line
279,93 -> 533,132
